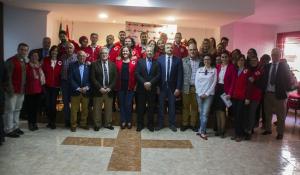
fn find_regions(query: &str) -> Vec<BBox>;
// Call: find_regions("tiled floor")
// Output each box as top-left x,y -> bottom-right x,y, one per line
0,115 -> 299,175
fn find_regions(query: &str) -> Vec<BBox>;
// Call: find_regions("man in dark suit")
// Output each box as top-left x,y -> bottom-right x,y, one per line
261,48 -> 291,140
90,47 -> 117,131
135,46 -> 160,132
29,37 -> 51,62
69,50 -> 91,132
157,43 -> 183,132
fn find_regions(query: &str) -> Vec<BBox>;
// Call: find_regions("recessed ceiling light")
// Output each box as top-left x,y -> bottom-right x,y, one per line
98,13 -> 108,19
166,16 -> 176,21
126,0 -> 150,7
112,20 -> 117,23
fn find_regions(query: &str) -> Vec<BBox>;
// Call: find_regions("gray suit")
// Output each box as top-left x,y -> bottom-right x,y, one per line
182,57 -> 202,94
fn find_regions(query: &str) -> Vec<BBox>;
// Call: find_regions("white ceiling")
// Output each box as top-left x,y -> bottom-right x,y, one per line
1,0 -> 300,28
1,0 -> 254,28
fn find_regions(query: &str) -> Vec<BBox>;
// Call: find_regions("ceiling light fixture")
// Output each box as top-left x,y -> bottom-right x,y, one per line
126,0 -> 150,7
98,13 -> 108,19
166,16 -> 176,22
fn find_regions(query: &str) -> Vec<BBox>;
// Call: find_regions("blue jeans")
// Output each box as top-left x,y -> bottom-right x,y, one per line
61,80 -> 71,125
158,87 -> 176,127
196,95 -> 214,134
118,91 -> 134,123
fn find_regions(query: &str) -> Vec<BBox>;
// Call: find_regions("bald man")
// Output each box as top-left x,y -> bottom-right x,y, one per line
261,48 -> 291,140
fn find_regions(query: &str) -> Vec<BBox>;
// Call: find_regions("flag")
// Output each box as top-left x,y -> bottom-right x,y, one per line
66,24 -> 70,39
59,21 -> 62,32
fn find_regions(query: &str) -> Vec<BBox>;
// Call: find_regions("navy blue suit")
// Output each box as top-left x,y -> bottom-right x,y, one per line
157,55 -> 183,127
69,62 -> 91,96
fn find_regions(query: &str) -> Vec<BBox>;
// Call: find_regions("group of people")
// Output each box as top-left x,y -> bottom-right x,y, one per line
0,30 -> 293,146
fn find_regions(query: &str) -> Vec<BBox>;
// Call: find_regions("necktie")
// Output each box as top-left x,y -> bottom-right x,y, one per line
167,56 -> 171,81
270,63 -> 276,85
147,59 -> 152,75
205,69 -> 208,75
103,62 -> 109,86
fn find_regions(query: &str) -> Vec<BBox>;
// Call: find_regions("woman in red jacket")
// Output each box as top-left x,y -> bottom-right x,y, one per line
214,52 -> 237,138
115,46 -> 137,129
25,50 -> 45,131
42,45 -> 62,129
231,54 -> 249,141
244,56 -> 263,140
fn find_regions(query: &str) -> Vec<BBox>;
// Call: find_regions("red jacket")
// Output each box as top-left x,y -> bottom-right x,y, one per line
232,69 -> 250,100
172,43 -> 188,59
131,46 -> 141,61
42,57 -> 62,88
6,56 -> 26,94
115,59 -> 137,91
25,64 -> 43,94
246,67 -> 263,102
109,42 -> 122,63
84,45 -> 101,62
216,63 -> 237,96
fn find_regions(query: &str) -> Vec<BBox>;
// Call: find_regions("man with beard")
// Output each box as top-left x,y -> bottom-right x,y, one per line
109,31 -> 126,63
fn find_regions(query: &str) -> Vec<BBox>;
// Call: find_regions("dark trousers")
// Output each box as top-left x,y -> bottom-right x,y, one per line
26,93 -> 41,124
158,86 -> 176,127
45,87 -> 59,125
118,90 -> 134,123
0,106 -> 4,143
233,99 -> 245,137
136,91 -> 155,128
244,101 -> 259,133
61,80 -> 71,125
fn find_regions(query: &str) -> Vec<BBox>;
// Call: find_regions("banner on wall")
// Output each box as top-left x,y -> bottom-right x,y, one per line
125,21 -> 177,44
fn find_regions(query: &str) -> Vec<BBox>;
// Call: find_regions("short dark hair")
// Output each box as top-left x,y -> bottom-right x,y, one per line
49,45 -> 58,58
221,37 -> 229,42
119,31 -> 126,34
28,49 -> 39,59
90,33 -> 98,37
140,31 -> 148,37
18,43 -> 29,50
59,30 -> 67,36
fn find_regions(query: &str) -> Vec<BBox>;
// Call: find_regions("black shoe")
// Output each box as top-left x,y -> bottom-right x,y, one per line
33,124 -> 39,131
231,136 -> 236,140
155,126 -> 163,131
220,133 -> 226,138
6,131 -> 20,138
94,126 -> 100,131
180,126 -> 188,132
191,126 -> 198,132
105,125 -> 114,130
276,134 -> 283,140
70,127 -> 76,132
215,132 -> 220,136
46,123 -> 51,128
121,123 -> 126,130
15,128 -> 24,135
50,124 -> 56,129
244,134 -> 252,140
148,127 -> 154,132
136,127 -> 143,132
169,125 -> 177,132
28,123 -> 35,131
127,123 -> 132,129
261,131 -> 272,135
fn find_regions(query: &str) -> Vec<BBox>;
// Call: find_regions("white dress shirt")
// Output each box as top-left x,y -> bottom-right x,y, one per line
266,62 -> 279,92
218,65 -> 227,84
102,61 -> 109,87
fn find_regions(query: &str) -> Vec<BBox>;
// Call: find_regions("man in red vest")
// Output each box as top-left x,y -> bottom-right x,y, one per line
58,30 -> 80,58
172,32 -> 188,59
109,31 -> 126,63
4,43 -> 28,138
87,33 -> 101,63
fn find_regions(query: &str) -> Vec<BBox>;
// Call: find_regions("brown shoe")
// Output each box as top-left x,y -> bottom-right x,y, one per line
235,137 -> 242,142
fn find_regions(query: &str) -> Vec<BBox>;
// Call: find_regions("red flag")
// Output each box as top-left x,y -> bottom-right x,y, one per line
66,25 -> 70,39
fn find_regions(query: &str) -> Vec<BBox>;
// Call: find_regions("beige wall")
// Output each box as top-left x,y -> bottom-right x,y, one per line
47,15 -> 219,47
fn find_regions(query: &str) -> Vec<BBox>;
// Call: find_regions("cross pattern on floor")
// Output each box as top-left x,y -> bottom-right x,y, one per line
61,128 -> 193,171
